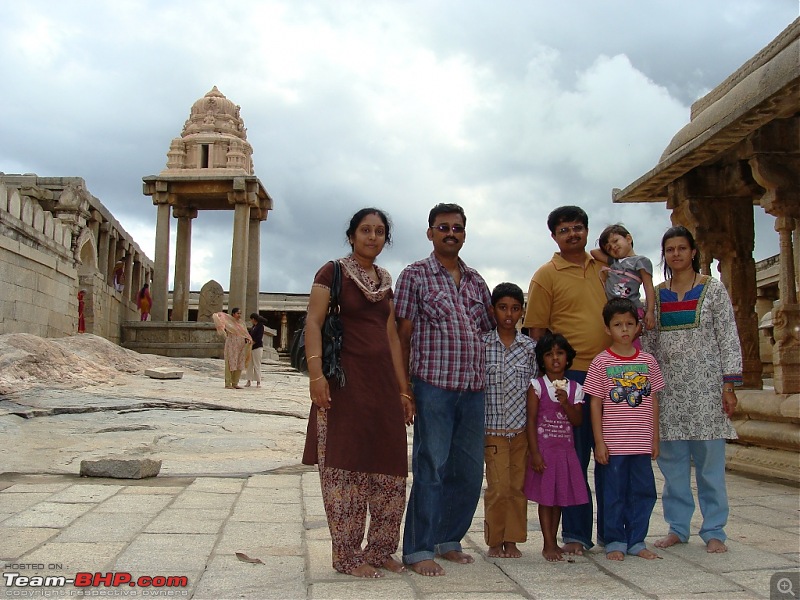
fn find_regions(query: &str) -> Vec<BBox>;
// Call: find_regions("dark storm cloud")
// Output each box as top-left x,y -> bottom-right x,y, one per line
0,0 -> 794,294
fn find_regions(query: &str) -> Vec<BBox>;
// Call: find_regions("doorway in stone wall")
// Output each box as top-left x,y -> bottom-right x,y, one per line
76,234 -> 99,335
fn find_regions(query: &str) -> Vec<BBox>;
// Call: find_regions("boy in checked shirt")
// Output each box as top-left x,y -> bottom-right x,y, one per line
482,283 -> 538,558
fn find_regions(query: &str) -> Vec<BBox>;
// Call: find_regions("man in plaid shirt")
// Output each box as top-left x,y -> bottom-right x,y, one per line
395,203 -> 494,576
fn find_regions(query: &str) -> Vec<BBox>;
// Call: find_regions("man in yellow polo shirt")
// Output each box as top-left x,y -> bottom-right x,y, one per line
523,205 -> 610,557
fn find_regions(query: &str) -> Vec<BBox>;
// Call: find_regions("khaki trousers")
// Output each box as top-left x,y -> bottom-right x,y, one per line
483,433 -> 528,546
224,361 -> 241,388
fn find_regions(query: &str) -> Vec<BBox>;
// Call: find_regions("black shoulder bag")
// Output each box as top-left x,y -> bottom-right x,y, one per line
289,260 -> 346,388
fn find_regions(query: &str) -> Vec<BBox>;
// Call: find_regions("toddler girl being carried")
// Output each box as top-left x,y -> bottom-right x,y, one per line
591,224 -> 656,337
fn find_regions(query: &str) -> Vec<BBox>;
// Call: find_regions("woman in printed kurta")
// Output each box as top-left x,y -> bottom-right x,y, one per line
213,308 -> 252,389
301,208 -> 414,578
642,226 -> 741,554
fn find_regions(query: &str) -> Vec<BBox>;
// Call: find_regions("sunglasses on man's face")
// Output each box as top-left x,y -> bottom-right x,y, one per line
555,225 -> 586,236
432,224 -> 466,234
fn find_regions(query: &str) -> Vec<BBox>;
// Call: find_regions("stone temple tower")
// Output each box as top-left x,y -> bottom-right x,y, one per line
143,87 -> 273,321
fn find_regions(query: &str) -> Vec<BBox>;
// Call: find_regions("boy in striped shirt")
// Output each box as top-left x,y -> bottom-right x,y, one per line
584,298 -> 664,561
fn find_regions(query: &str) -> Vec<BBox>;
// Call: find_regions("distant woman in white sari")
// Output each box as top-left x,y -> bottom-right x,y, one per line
213,308 -> 252,389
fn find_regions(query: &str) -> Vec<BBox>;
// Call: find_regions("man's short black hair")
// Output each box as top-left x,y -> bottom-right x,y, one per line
547,205 -> 588,234
428,203 -> 467,227
602,297 -> 639,326
491,282 -> 524,307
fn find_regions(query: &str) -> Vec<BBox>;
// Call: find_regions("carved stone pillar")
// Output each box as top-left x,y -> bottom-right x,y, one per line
123,247 -> 134,300
152,195 -> 171,321
668,168 -> 763,388
172,207 -> 197,321
280,312 -> 288,351
229,199 -> 250,314
748,118 -> 800,394
54,182 -> 91,259
89,209 -> 102,267
107,233 -> 119,284
771,217 -> 799,394
795,228 -> 800,294
98,223 -> 111,282
247,214 -> 261,317
132,257 -> 142,302
774,217 -> 798,305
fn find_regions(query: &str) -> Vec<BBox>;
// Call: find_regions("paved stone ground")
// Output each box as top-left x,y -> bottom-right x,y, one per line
1,359 -> 798,599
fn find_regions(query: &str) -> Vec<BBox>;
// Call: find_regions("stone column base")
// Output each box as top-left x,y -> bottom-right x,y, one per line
725,444 -> 799,484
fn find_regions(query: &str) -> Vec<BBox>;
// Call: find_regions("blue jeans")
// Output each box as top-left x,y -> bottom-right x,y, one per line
561,369 -> 603,550
402,378 -> 485,564
657,439 -> 729,544
602,454 -> 656,556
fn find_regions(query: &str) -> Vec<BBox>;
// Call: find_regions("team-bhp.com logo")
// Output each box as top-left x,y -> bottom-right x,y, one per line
3,570 -> 188,595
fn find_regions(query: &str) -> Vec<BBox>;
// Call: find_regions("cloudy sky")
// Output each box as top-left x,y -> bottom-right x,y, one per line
1,1 -> 796,294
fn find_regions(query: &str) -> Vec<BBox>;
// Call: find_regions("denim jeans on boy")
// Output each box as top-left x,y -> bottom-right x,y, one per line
402,378 -> 485,564
561,369 -> 604,550
602,454 -> 656,556
657,439 -> 729,544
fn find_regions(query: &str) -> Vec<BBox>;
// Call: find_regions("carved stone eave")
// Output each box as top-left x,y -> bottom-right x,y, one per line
142,174 -> 272,220
608,19 -> 800,481
612,19 -> 800,205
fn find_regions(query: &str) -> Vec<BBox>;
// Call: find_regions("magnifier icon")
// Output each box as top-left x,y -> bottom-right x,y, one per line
778,578 -> 796,597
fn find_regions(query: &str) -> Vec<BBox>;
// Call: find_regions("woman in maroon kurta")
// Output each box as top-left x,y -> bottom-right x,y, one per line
302,208 -> 414,578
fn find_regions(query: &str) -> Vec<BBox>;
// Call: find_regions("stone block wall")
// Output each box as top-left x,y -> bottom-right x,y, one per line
0,177 -> 151,343
0,186 -> 79,338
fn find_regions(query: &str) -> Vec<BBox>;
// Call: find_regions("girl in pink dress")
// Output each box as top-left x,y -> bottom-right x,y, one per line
524,333 -> 589,561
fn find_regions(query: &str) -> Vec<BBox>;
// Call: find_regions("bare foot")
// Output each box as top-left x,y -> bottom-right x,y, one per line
635,548 -> 659,560
439,550 -> 474,564
706,539 -> 728,553
606,550 -> 625,561
348,564 -> 383,578
233,385 -> 242,390
542,544 -> 564,562
244,381 -> 251,387
409,559 -> 444,576
487,545 -> 504,558
654,533 -> 683,549
376,556 -> 406,573
560,542 -> 585,556
503,542 -> 522,558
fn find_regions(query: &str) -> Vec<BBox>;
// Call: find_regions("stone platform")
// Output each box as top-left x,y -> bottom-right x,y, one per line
121,320 -> 278,361
1,359 -> 797,599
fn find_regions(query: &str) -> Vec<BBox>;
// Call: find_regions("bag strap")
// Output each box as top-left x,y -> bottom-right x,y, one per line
328,260 -> 342,314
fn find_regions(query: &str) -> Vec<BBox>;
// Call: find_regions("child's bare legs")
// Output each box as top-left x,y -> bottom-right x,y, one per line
539,505 -> 564,561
